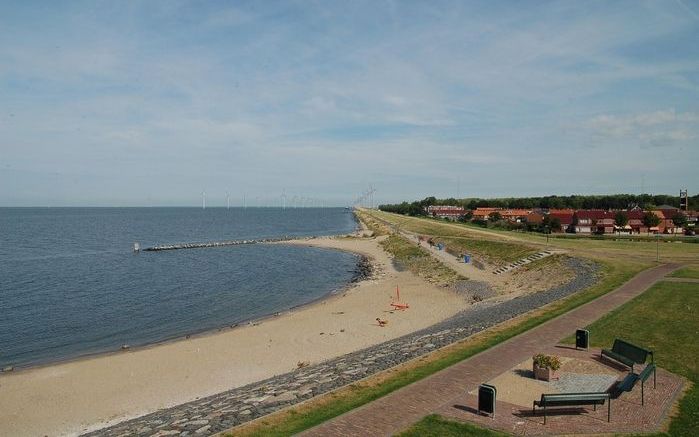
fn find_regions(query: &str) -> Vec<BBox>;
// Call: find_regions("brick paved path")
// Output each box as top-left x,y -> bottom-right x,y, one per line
300,263 -> 681,436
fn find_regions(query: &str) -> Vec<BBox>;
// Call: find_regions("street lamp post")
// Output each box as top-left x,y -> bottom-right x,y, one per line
656,232 -> 659,263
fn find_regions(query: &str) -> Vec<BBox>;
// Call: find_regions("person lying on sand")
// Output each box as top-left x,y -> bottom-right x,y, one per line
376,317 -> 388,327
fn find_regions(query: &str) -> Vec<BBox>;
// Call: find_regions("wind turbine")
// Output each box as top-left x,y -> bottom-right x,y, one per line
202,191 -> 206,209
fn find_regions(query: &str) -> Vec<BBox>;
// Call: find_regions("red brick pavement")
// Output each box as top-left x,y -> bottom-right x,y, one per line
300,263 -> 683,436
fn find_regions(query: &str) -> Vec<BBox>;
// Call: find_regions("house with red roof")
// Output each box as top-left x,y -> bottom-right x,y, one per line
549,211 -> 575,232
574,210 -> 615,234
499,209 -> 531,223
472,207 -> 500,220
526,211 -> 544,225
426,205 -> 466,220
626,209 -> 648,234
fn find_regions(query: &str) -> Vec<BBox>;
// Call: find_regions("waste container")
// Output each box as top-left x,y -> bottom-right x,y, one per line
576,329 -> 589,350
478,383 -> 497,417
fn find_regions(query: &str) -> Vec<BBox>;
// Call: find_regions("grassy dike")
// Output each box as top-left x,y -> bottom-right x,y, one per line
379,234 -> 466,285
227,258 -> 647,436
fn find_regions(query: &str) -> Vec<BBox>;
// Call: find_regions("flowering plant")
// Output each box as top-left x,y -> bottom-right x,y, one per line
532,353 -> 562,371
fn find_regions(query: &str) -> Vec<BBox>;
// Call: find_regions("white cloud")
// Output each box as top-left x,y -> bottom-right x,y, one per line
586,109 -> 699,147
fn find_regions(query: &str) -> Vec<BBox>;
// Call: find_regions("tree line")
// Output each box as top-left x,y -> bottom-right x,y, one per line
379,194 -> 696,216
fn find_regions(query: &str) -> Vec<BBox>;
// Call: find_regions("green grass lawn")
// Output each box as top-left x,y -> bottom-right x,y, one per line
397,414 -> 508,437
669,266 -> 699,279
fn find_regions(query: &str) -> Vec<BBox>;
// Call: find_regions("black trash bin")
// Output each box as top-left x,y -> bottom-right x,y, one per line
478,383 -> 497,417
576,329 -> 590,350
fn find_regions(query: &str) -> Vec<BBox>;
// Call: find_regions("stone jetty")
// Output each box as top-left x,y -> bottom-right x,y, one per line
144,236 -> 300,251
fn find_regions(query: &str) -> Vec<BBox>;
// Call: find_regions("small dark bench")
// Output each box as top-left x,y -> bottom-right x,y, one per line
601,339 -> 653,372
616,363 -> 656,405
533,392 -> 610,424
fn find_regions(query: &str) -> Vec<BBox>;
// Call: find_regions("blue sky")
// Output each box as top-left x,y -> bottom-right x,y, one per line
1,0 -> 698,206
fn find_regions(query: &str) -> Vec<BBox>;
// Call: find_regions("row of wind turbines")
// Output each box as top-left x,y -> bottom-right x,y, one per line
199,191 -> 338,209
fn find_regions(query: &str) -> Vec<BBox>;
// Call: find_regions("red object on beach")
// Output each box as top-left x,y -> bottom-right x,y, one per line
390,285 -> 409,309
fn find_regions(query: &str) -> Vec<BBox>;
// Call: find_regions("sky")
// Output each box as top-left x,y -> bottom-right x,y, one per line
1,0 -> 698,206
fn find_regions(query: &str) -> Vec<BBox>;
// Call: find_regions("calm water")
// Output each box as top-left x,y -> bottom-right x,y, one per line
0,207 -> 358,368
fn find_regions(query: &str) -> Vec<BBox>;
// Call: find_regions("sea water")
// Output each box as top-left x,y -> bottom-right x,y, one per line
0,207 -> 358,368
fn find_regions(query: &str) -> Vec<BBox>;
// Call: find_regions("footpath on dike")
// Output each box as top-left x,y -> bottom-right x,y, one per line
300,262 -> 681,437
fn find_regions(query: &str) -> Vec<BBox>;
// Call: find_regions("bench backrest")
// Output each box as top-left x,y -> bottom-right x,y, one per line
540,392 -> 609,404
638,363 -> 655,382
612,339 -> 651,364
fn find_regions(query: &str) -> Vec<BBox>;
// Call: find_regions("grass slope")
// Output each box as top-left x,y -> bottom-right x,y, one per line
370,211 -> 538,266
379,234 -> 465,285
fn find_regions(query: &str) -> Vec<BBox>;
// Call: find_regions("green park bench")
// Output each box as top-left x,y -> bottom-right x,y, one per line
533,392 -> 611,424
616,363 -> 656,405
601,339 -> 653,372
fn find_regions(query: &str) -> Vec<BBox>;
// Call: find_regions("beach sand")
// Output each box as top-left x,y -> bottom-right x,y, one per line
0,236 -> 469,436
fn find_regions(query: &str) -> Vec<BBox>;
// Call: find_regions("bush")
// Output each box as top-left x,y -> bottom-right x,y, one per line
532,353 -> 562,371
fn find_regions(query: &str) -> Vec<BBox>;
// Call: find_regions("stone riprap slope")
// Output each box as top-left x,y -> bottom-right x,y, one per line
84,257 -> 598,437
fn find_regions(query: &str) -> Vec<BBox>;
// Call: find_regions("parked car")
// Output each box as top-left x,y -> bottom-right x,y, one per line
685,228 -> 696,236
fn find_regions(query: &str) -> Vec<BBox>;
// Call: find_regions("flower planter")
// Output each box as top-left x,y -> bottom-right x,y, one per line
533,364 -> 556,381
532,353 -> 561,381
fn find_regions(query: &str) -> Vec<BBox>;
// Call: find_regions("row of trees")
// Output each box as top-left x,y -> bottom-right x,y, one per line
379,194 -> 695,215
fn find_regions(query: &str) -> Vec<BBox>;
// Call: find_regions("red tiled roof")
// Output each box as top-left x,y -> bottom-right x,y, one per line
575,210 -> 614,220
549,211 -> 574,224
626,210 -> 645,220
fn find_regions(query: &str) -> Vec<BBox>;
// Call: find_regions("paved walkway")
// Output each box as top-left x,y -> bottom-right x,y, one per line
301,263 -> 681,436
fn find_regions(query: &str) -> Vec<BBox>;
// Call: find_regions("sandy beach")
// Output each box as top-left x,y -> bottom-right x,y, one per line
0,236 -> 469,436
